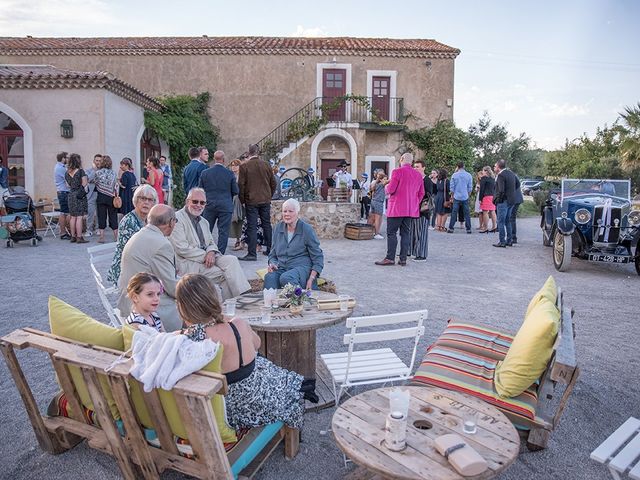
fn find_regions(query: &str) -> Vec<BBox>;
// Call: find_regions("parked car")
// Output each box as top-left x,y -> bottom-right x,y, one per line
521,179 -> 544,195
541,178 -> 640,274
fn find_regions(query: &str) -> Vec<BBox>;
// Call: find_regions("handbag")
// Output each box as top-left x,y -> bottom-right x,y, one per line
113,194 -> 122,209
420,195 -> 434,214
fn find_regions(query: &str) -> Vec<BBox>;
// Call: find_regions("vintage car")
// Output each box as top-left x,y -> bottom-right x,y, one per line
541,179 -> 640,274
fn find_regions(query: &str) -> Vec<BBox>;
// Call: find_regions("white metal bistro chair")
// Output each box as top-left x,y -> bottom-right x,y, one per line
320,309 -> 427,406
87,243 -> 123,327
41,211 -> 61,238
591,417 -> 640,480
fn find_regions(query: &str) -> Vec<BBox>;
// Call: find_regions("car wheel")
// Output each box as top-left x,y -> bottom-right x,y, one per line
552,230 -> 572,272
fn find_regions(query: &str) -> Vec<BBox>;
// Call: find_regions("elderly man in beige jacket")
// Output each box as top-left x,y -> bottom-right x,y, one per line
169,188 -> 250,299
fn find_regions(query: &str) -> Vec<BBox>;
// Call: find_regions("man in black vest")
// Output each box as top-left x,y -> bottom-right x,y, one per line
492,159 -> 518,248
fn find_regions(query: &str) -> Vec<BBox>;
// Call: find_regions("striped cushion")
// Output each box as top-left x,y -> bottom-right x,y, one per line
429,320 -> 515,361
412,345 -> 538,429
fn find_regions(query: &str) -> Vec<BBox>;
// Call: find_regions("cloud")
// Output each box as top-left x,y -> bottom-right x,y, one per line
0,0 -> 116,36
543,101 -> 591,117
290,25 -> 328,37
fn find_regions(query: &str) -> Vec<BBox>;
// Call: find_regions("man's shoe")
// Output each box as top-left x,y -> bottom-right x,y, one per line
512,239 -> 518,244
412,257 -> 427,262
447,229 -> 454,233
60,234 -> 71,240
374,258 -> 395,266
239,254 -> 257,261
493,243 -> 506,248
398,259 -> 407,266
69,237 -> 77,243
373,234 -> 384,240
466,230 -> 472,234
505,242 -> 513,247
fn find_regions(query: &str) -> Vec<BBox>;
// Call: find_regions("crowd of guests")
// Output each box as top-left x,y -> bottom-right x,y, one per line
52,143 -> 527,435
53,151 -> 171,243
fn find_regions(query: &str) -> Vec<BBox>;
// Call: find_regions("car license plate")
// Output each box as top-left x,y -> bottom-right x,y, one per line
588,253 -> 630,264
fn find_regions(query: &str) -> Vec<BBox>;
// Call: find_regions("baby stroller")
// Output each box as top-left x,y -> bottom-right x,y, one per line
1,187 -> 40,247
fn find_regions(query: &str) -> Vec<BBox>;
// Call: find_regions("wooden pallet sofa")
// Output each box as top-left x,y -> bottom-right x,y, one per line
411,276 -> 579,450
0,297 -> 299,480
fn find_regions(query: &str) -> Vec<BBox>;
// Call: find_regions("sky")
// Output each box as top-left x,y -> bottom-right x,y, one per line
1,0 -> 638,150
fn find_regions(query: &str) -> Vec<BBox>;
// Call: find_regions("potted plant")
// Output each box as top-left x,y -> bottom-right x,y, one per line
280,283 -> 312,314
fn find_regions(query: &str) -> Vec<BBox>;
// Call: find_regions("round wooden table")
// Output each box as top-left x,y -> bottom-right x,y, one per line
332,386 -> 520,479
231,290 -> 352,410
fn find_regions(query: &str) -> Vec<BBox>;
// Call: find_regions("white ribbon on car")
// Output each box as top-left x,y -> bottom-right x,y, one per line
598,198 -> 613,242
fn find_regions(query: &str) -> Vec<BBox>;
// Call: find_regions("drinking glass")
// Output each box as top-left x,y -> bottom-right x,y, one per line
260,306 -> 271,324
462,410 -> 478,434
339,295 -> 350,312
223,299 -> 236,317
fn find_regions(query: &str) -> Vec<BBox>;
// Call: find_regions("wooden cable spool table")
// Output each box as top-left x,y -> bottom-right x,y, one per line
332,386 -> 520,480
231,290 -> 353,411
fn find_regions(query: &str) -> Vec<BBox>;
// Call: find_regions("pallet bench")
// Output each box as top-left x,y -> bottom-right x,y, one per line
412,280 -> 579,450
1,328 -> 299,479
591,417 -> 640,479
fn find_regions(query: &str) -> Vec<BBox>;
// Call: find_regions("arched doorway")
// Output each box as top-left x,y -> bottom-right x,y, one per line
139,128 -> 161,179
309,128 -> 358,200
0,112 -> 25,187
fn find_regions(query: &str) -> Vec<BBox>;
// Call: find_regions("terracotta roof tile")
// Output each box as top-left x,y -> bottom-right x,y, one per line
0,64 -> 162,111
0,36 -> 460,58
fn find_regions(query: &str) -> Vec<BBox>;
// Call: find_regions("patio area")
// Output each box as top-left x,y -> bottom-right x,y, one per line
0,216 -> 638,479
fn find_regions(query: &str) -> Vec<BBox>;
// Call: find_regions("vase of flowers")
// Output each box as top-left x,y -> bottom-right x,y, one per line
281,283 -> 311,314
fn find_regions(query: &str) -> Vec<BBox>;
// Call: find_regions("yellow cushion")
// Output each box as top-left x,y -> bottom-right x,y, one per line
122,325 -> 237,443
494,297 -> 560,398
525,275 -> 557,317
48,296 -> 124,419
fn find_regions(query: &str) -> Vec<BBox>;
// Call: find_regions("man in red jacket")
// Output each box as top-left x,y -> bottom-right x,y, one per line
375,153 -> 424,266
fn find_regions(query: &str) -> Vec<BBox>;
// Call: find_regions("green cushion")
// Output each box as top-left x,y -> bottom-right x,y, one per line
122,325 -> 237,443
48,296 -> 124,419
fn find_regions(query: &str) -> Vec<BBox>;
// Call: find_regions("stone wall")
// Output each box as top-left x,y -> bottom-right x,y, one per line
270,200 -> 360,239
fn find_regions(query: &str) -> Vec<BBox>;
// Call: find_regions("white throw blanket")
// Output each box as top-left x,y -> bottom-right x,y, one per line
129,325 -> 219,392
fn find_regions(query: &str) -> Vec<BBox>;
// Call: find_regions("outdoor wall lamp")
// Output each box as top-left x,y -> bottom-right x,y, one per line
60,119 -> 73,138
425,60 -> 432,69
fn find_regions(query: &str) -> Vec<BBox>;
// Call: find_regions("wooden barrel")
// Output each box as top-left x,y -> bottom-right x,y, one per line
344,223 -> 376,240
328,187 -> 351,203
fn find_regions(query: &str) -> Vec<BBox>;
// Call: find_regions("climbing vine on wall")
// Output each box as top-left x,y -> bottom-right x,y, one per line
144,92 -> 219,208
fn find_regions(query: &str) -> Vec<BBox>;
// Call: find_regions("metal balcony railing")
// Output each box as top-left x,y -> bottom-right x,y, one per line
257,96 -> 404,161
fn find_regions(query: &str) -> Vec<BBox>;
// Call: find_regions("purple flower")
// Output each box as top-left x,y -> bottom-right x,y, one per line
306,290 -> 312,297
294,287 -> 302,296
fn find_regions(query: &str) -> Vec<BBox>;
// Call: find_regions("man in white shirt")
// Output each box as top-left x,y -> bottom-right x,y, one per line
332,161 -> 353,198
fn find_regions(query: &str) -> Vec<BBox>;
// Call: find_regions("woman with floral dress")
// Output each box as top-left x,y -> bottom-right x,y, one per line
176,274 -> 304,430
107,185 -> 158,285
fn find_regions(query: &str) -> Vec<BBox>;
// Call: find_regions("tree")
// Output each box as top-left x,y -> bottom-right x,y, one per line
144,93 -> 219,208
618,102 -> 640,172
403,120 -> 474,173
468,111 -> 542,176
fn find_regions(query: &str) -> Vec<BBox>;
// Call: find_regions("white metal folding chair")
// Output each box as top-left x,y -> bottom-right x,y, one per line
591,417 -> 640,480
320,309 -> 427,406
87,243 -> 123,327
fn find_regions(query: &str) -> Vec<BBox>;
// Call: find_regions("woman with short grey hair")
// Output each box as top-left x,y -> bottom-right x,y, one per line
107,184 -> 158,285
265,198 -> 324,290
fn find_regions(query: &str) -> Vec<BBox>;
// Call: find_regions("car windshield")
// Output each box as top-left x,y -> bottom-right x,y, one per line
561,179 -> 630,200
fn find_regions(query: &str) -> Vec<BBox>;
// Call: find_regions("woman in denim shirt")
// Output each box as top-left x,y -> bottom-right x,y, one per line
265,198 -> 324,290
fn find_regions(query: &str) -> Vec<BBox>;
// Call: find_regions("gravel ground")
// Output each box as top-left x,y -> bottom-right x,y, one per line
0,216 -> 638,480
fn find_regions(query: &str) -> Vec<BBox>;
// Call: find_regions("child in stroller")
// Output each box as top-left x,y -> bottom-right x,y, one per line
1,187 -> 42,247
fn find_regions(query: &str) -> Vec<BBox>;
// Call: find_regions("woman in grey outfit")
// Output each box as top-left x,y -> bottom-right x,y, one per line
265,198 -> 324,290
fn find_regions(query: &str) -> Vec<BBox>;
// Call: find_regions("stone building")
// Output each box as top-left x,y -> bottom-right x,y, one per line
0,36 -> 459,200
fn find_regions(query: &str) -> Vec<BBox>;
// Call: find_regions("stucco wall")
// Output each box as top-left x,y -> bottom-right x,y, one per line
104,91 -> 145,177
0,89 -> 105,200
0,53 -> 455,157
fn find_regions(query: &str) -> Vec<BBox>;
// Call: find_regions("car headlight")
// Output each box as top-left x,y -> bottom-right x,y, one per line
574,208 -> 591,225
628,210 -> 640,227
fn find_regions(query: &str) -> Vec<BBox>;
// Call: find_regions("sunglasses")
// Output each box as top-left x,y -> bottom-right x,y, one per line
190,199 -> 207,206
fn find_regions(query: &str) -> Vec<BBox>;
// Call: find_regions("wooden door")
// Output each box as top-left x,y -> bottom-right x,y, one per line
320,159 -> 344,199
322,69 -> 346,121
371,76 -> 390,121
370,161 -> 389,179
